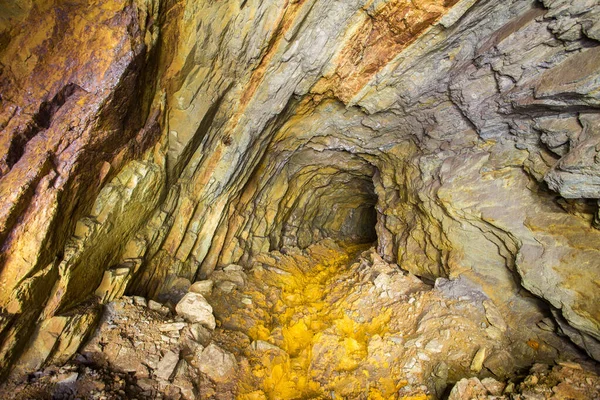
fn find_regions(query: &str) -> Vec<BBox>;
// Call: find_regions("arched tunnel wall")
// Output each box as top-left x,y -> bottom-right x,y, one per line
0,0 -> 600,379
215,144 -> 381,268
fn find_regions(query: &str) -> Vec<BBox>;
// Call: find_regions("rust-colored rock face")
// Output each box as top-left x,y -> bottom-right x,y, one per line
1,0 -> 600,396
0,0 -> 162,377
312,0 -> 460,103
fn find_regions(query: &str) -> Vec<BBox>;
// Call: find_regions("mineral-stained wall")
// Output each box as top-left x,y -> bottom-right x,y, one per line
0,0 -> 599,380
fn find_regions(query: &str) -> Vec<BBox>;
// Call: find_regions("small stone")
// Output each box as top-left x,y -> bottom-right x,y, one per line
448,378 -> 487,400
189,280 -> 214,297
424,339 -> 443,353
175,292 -> 216,329
481,377 -> 505,395
56,372 -> 78,384
483,350 -> 515,378
557,361 -> 582,370
145,354 -> 160,369
216,280 -> 237,293
374,273 -> 391,292
166,330 -> 180,338
190,323 -> 212,345
198,344 -> 237,383
159,322 -> 187,332
390,336 -> 403,345
148,300 -> 163,311
133,296 -> 147,307
483,300 -> 508,332
250,340 -> 281,352
155,351 -> 179,381
211,267 -> 246,288
470,347 -> 487,373
524,375 -> 539,385
158,306 -> 171,316
504,382 -> 515,394
485,326 -> 503,341
403,357 -> 416,370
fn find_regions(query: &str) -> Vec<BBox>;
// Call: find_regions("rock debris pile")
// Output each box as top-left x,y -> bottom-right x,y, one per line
449,363 -> 600,400
2,240 -> 598,399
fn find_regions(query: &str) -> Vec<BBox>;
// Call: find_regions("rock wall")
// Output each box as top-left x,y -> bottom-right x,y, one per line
0,0 -> 165,377
0,0 -> 599,378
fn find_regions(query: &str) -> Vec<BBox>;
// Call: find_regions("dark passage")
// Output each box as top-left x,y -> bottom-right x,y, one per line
340,202 -> 378,244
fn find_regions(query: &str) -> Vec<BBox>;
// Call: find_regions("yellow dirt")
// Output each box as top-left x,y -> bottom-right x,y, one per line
225,242 -> 422,400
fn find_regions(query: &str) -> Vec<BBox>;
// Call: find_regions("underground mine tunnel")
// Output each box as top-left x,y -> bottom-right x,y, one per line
1,0 -> 600,399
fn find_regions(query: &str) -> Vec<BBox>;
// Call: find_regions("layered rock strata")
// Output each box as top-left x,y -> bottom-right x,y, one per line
0,0 -> 599,382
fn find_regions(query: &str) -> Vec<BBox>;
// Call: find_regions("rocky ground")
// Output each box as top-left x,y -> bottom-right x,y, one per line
1,240 -> 599,399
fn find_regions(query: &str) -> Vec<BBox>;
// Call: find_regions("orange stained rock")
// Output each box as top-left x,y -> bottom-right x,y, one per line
209,0 -> 312,149
238,0 -> 311,108
527,339 -> 540,351
312,0 -> 460,104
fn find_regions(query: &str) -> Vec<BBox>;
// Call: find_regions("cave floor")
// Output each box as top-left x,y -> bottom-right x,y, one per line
211,241 -> 399,399
2,240 -> 600,399
204,240 -> 600,399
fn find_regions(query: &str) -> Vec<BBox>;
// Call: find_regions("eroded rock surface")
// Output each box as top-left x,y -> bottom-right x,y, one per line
175,292 -> 216,329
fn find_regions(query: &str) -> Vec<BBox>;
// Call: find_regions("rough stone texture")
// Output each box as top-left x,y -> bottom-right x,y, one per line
197,344 -> 237,384
0,0 -> 163,378
189,280 -> 214,297
0,0 -> 599,382
0,295 -> 222,399
206,240 -> 593,398
448,362 -> 600,400
175,292 -> 216,329
155,350 -> 179,380
0,245 -> 598,399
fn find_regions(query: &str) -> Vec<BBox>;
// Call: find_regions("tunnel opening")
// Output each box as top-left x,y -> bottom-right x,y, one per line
339,201 -> 378,244
281,168 -> 380,250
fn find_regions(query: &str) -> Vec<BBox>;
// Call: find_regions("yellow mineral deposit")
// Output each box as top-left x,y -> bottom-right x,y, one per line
223,243 -> 417,399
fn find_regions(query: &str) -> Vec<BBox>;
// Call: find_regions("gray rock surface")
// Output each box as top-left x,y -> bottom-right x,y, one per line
175,293 -> 216,330
155,351 -> 179,381
197,344 -> 237,383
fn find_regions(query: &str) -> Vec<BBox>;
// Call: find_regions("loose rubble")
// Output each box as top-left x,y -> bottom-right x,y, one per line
2,0 -> 600,380
448,362 -> 600,400
1,240 -> 598,399
175,292 -> 216,329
